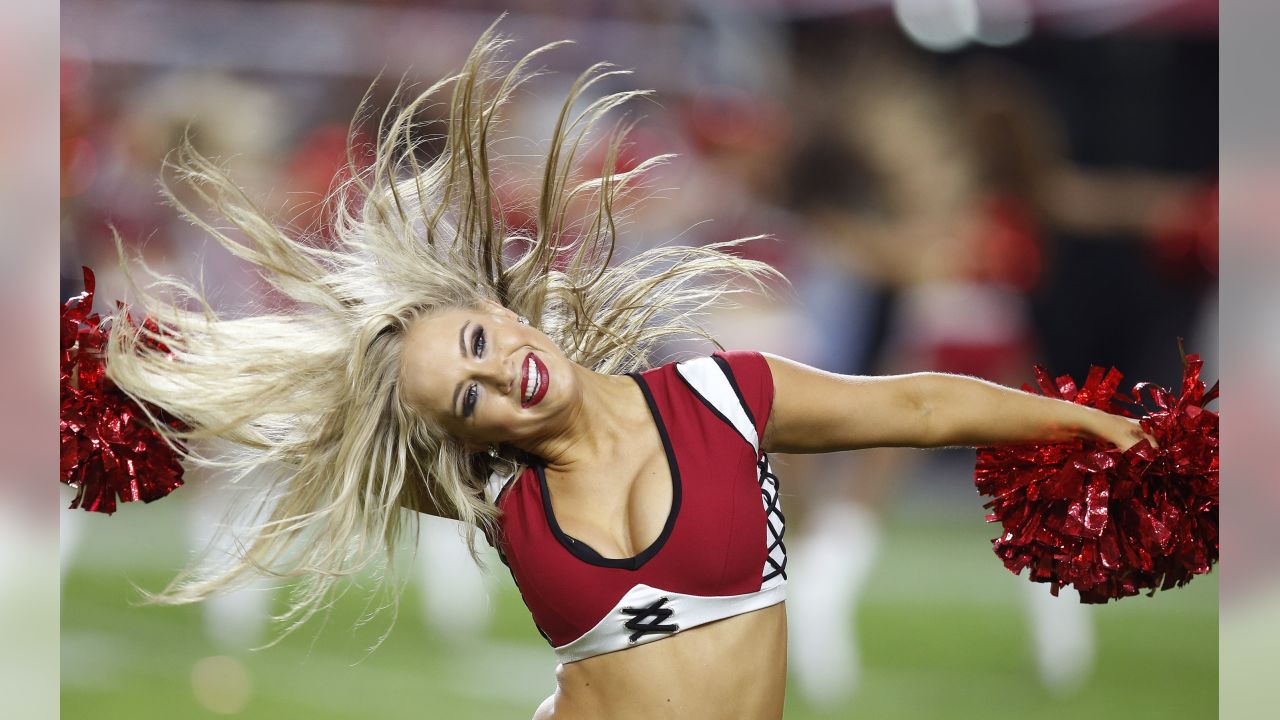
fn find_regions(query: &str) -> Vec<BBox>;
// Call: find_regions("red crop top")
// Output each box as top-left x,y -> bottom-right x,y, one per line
485,350 -> 787,663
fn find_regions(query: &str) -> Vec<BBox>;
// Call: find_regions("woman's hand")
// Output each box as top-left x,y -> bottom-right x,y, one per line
1092,413 -> 1157,452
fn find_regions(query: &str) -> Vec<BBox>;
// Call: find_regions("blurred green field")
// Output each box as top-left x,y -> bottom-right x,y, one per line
61,491 -> 1216,720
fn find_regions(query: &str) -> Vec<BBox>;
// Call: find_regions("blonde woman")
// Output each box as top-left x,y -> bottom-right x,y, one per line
106,27 -> 1149,719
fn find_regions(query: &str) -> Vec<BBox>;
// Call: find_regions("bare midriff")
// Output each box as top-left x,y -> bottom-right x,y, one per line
532,602 -> 788,720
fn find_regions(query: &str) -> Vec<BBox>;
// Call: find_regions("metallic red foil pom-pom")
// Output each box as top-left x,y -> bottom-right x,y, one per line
60,267 -> 186,513
974,357 -> 1218,602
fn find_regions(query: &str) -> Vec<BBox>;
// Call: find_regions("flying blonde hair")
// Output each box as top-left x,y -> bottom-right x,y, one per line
105,22 -> 782,640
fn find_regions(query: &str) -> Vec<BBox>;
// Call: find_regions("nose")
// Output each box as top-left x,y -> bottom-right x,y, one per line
474,354 -> 515,395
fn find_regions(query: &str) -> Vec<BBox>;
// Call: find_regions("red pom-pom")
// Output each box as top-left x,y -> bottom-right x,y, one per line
60,267 -> 186,513
974,357 -> 1218,602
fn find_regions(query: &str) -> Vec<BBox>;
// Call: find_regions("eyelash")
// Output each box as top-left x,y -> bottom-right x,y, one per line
463,326 -> 486,417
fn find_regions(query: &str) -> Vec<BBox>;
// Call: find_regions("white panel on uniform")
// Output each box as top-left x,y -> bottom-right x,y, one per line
675,357 -> 759,453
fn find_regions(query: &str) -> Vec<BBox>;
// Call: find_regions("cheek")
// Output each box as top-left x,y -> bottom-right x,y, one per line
447,426 -> 505,456
492,413 -> 530,439
547,364 -> 576,404
464,407 -> 524,444
494,404 -> 551,443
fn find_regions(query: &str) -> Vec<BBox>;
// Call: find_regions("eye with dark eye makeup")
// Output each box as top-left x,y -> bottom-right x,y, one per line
463,384 -> 479,417
461,326 -> 486,418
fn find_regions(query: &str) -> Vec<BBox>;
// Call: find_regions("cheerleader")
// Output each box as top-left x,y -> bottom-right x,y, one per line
96,27 -> 1150,719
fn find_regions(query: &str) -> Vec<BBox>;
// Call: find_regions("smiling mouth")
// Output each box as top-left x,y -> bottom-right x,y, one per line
521,352 -> 549,408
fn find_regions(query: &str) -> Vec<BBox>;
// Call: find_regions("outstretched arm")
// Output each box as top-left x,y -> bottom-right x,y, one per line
761,354 -> 1148,454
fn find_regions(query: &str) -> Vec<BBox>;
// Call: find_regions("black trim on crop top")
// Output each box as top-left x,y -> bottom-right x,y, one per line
674,368 -> 755,452
536,373 -> 682,570
710,354 -> 757,431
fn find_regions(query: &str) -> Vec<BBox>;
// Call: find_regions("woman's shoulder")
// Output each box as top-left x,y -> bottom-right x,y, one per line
641,350 -> 775,442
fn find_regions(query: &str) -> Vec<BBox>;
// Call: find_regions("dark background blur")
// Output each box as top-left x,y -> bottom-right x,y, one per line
56,2 -> 1220,718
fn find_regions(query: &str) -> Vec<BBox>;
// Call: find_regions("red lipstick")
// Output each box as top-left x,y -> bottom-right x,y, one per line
520,352 -> 549,408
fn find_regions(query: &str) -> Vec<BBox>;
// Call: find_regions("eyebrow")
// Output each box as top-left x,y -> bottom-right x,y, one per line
451,320 -> 470,418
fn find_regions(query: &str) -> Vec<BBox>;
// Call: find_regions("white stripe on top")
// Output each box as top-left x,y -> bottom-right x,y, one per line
675,356 -> 759,453
553,581 -> 787,663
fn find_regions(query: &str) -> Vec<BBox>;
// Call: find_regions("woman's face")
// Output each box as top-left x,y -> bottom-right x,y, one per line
400,303 -> 578,449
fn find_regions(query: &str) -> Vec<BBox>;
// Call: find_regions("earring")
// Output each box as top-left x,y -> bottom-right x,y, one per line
487,444 -> 501,459
517,315 -> 529,326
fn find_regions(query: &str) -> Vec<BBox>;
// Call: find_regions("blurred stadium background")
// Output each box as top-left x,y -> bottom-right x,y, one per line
60,1 -> 1217,718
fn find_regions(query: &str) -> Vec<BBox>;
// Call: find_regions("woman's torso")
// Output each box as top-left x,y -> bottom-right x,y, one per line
491,352 -> 787,718
537,602 -> 788,720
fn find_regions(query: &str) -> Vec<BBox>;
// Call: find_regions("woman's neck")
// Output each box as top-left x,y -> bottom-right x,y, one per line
522,366 -> 648,477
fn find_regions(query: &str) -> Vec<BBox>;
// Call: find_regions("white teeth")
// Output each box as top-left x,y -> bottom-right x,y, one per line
524,357 -> 539,403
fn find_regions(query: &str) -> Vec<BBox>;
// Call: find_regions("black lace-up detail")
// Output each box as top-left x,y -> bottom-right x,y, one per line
759,454 -> 787,582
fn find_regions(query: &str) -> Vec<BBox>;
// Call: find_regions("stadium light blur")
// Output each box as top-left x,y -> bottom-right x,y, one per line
893,0 -> 980,52
974,0 -> 1035,46
894,0 -> 1035,52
